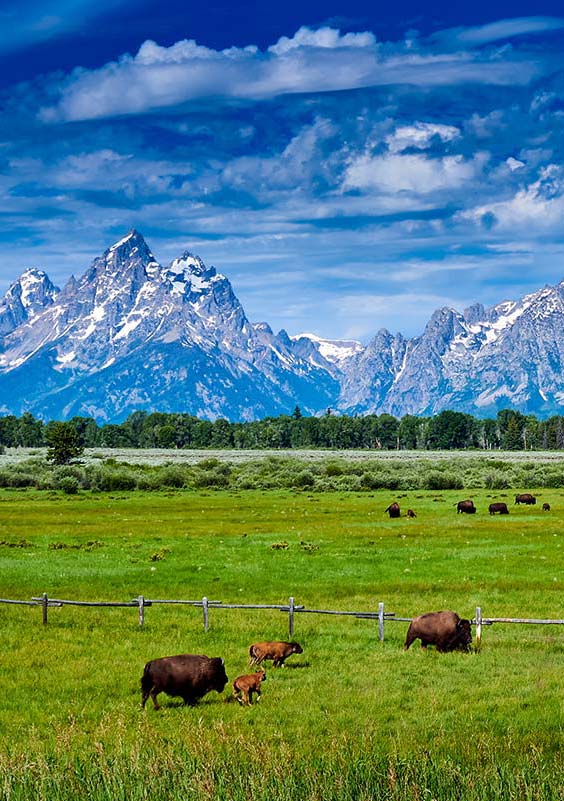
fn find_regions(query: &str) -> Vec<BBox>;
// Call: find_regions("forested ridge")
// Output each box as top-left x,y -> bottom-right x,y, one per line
3,407 -> 564,451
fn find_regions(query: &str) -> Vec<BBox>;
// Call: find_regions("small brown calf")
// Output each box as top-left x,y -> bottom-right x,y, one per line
249,640 -> 303,667
232,669 -> 266,705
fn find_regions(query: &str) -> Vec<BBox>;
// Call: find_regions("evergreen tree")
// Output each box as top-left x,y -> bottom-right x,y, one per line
45,422 -> 84,465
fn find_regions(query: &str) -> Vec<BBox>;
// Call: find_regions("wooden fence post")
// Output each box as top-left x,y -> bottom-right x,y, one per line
41,592 -> 48,625
475,606 -> 482,650
288,596 -> 295,638
378,601 -> 385,642
138,595 -> 145,627
202,597 -> 209,632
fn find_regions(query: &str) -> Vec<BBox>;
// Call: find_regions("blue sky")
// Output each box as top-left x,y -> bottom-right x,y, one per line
5,1 -> 564,340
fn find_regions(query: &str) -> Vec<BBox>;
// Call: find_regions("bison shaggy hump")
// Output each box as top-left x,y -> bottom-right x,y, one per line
404,610 -> 472,653
141,654 -> 228,709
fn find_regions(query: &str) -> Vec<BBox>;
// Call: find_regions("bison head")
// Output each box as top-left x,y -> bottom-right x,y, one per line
290,642 -> 303,655
210,657 -> 229,692
455,619 -> 472,651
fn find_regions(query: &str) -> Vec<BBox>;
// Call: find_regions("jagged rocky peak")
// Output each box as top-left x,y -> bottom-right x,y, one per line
85,229 -> 160,287
463,302 -> 486,325
294,331 -> 364,366
165,251 -> 218,295
253,322 -> 273,335
9,268 -> 59,310
0,268 -> 59,335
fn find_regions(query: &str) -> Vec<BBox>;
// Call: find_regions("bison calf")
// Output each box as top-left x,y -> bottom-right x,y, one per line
406,509 -> 417,518
141,654 -> 228,709
249,641 -> 303,667
233,669 -> 266,705
543,502 -> 551,511
404,610 -> 472,653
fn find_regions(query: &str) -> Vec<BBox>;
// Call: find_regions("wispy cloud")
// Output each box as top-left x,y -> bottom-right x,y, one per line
434,16 -> 564,47
39,23 -> 548,122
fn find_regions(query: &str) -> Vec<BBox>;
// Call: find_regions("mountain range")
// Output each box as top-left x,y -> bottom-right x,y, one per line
0,230 -> 563,422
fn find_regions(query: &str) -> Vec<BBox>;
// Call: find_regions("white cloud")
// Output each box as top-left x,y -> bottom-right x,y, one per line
386,122 -> 460,153
268,26 -> 376,55
460,165 -> 564,229
39,25 -> 543,123
506,157 -> 525,171
434,16 -> 564,46
343,152 -> 485,194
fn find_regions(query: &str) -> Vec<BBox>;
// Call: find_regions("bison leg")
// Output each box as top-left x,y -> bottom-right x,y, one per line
149,689 -> 161,710
141,683 -> 161,710
404,626 -> 417,650
182,695 -> 197,706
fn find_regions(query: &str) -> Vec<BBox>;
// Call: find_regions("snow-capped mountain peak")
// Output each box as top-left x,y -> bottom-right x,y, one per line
0,268 -> 59,336
1,231 -> 564,421
165,252 -> 218,296
292,332 -> 363,365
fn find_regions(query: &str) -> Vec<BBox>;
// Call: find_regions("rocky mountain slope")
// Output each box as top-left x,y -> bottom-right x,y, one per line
0,230 -> 563,421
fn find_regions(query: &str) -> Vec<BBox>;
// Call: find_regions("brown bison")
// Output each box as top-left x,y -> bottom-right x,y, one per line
404,610 -> 472,653
233,669 -> 267,705
141,654 -> 228,709
406,509 -> 417,518
456,499 -> 476,514
489,502 -> 509,515
515,493 -> 536,505
385,502 -> 401,518
543,502 -> 551,512
249,641 -> 303,667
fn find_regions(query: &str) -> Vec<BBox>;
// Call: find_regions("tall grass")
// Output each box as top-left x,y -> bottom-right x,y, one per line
1,486 -> 564,799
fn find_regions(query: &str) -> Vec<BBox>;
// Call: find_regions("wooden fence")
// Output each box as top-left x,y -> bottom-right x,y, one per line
2,595 -> 564,645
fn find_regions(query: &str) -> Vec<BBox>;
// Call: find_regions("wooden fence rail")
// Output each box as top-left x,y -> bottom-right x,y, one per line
2,596 -> 564,643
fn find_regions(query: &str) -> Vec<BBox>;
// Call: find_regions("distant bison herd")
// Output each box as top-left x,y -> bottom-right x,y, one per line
385,493 -> 551,518
140,614 -> 472,710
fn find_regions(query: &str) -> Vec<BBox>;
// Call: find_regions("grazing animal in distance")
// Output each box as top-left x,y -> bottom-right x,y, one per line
385,502 -> 401,518
489,502 -> 509,515
404,611 -> 472,653
543,502 -> 551,511
406,509 -> 417,518
249,641 -> 303,667
233,669 -> 267,705
515,493 -> 536,505
456,499 -> 476,514
141,654 -> 228,709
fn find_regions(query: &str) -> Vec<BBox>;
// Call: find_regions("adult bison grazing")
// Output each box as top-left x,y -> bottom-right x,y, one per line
249,641 -> 303,667
385,502 -> 401,518
543,502 -> 551,512
404,611 -> 472,653
515,493 -> 536,505
456,499 -> 476,514
141,654 -> 228,709
489,502 -> 509,515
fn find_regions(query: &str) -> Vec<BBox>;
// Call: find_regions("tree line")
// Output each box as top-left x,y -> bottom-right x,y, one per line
4,407 -> 564,451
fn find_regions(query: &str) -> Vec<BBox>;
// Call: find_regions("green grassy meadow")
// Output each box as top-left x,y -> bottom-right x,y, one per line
2,483 -> 564,799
